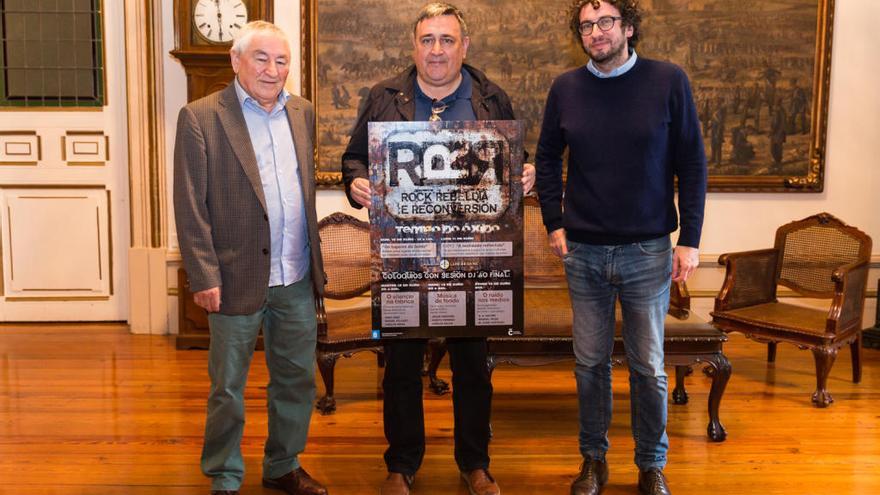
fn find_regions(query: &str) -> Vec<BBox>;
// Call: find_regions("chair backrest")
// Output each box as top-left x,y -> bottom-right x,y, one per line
318,212 -> 371,300
774,212 -> 872,297
523,195 -> 565,285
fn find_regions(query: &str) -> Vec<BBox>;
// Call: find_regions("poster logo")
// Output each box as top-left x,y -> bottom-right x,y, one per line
382,128 -> 511,221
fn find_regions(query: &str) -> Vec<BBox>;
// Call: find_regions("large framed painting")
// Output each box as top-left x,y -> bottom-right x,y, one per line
302,0 -> 833,192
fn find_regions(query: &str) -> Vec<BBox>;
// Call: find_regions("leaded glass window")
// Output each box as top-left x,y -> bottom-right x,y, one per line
0,0 -> 104,107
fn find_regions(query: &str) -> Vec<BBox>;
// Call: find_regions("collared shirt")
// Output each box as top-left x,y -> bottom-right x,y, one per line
234,78 -> 309,287
414,69 -> 477,121
587,50 -> 639,78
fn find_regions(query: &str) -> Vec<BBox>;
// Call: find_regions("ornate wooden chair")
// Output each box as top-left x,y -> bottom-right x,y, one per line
314,212 -> 382,414
711,212 -> 872,407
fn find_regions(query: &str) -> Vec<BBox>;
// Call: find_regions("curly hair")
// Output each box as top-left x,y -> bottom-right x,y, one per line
567,0 -> 642,48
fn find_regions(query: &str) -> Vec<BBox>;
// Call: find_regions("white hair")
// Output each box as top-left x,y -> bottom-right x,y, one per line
231,21 -> 289,54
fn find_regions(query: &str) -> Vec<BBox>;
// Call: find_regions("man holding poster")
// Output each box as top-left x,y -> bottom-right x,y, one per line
341,4 -> 534,495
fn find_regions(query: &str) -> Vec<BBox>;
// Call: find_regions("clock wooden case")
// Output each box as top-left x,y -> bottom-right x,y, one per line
171,0 -> 273,102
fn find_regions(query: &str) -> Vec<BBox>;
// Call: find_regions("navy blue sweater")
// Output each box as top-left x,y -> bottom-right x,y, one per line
535,57 -> 707,248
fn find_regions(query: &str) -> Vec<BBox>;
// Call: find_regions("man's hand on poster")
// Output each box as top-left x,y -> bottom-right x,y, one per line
522,163 -> 535,194
350,177 -> 371,208
548,228 -> 567,258
672,245 -> 699,282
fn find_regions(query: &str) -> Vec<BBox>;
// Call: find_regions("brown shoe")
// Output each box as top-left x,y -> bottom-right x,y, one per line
263,467 -> 328,495
570,457 -> 608,495
460,469 -> 500,495
380,472 -> 413,495
638,468 -> 671,495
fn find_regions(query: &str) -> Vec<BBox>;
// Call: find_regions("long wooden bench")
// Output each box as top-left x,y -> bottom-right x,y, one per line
180,204 -> 731,442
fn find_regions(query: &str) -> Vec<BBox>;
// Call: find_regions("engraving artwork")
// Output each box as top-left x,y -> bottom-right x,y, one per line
307,0 -> 827,190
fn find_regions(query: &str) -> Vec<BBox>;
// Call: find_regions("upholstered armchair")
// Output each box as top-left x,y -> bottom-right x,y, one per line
313,212 -> 381,414
711,213 -> 872,407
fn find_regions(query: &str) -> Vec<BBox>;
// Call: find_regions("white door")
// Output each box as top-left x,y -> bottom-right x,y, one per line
0,1 -> 129,321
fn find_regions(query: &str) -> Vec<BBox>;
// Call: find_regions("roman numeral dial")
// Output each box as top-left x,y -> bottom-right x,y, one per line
193,0 -> 249,44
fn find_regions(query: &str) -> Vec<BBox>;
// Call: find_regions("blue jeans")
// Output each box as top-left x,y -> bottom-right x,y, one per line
563,236 -> 672,471
201,275 -> 317,491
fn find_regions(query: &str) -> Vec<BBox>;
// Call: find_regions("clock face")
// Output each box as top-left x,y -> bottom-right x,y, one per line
193,0 -> 249,44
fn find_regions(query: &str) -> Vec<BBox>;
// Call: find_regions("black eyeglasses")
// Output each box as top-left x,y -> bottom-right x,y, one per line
429,99 -> 448,122
578,16 -> 622,36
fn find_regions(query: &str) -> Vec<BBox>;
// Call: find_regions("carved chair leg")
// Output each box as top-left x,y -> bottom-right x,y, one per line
702,364 -> 714,378
706,353 -> 731,442
426,338 -> 449,395
672,365 -> 690,405
767,342 -> 778,363
810,346 -> 838,408
851,334 -> 862,384
315,351 -> 340,415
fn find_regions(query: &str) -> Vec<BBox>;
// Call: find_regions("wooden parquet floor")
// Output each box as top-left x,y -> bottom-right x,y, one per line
1,323 -> 879,494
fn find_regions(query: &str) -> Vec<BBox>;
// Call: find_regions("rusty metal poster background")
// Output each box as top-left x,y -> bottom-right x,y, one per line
368,120 -> 524,338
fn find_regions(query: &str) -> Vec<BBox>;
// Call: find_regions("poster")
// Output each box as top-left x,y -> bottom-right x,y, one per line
368,120 -> 524,338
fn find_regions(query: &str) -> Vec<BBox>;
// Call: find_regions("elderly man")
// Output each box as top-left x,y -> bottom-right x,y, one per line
535,1 -> 707,495
341,3 -> 534,495
174,21 -> 328,495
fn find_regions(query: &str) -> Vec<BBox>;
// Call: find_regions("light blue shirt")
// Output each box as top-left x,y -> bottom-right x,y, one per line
234,78 -> 309,287
587,50 -> 638,78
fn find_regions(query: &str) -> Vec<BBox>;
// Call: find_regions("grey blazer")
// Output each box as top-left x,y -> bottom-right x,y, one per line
173,84 -> 325,315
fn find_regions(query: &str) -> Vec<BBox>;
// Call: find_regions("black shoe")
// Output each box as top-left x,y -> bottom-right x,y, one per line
570,457 -> 608,495
638,468 -> 671,495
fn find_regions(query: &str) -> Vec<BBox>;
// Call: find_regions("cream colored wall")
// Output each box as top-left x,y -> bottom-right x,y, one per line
161,0 -> 879,332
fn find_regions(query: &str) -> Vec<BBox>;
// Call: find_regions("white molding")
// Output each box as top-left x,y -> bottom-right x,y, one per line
125,0 -> 168,333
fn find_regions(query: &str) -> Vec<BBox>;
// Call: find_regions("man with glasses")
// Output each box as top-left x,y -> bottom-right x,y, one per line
341,3 -> 535,495
534,1 -> 707,495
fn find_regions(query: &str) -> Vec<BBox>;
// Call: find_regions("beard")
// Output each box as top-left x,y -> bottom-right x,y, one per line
584,37 -> 627,65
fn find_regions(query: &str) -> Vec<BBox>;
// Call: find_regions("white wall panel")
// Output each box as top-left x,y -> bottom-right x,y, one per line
0,132 -> 40,166
1,188 -> 111,299
0,0 -> 129,321
63,132 -> 109,166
